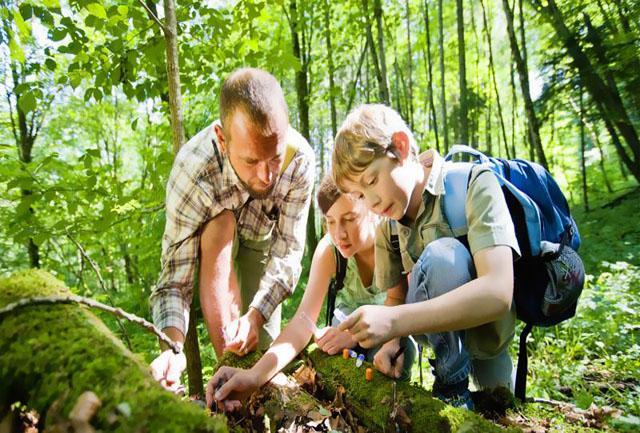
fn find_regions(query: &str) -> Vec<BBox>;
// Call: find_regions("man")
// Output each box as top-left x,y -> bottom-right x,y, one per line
149,68 -> 315,392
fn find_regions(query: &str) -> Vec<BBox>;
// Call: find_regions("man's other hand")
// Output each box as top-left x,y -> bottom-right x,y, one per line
224,307 -> 264,356
150,349 -> 187,393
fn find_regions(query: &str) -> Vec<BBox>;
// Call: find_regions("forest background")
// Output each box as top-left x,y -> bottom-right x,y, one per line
1,0 -> 639,429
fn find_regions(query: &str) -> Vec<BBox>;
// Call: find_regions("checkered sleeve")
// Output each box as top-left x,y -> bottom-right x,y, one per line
149,164 -> 217,336
249,153 -> 315,320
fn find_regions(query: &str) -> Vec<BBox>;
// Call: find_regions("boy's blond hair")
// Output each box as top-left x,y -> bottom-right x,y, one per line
332,104 -> 418,191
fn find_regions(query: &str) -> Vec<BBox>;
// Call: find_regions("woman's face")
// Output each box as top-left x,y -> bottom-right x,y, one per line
325,195 -> 377,258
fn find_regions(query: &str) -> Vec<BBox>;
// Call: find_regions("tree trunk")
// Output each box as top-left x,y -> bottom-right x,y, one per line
346,39 -> 369,113
405,0 -> 414,129
322,0 -> 337,177
530,0 -> 640,181
362,0 -> 386,105
162,0 -> 185,155
480,0 -> 511,159
373,0 -> 391,105
423,0 -> 440,152
438,0 -> 449,152
518,0 -> 535,161
579,82 -> 589,211
0,270 -> 227,433
503,0 -> 548,167
456,0 -> 469,144
289,0 -> 318,254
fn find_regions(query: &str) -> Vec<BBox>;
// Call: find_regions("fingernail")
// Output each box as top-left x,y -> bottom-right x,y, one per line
214,391 -> 220,400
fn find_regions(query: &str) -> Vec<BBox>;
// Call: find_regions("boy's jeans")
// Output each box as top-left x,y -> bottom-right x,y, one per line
406,237 -> 515,391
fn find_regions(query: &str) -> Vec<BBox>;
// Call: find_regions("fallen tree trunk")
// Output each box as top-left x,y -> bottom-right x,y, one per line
0,270 -> 227,433
305,347 -> 521,432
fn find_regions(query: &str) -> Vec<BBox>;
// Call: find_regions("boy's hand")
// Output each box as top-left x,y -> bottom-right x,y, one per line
315,326 -> 357,355
337,305 -> 398,348
373,338 -> 403,379
206,366 -> 260,412
224,308 -> 263,356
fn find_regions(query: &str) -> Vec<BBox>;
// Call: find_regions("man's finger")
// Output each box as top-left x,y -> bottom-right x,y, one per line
337,310 -> 360,332
223,400 -> 241,412
214,375 -> 237,402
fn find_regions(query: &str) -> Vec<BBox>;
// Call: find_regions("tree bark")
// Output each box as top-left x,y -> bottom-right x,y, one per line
323,0 -> 337,142
289,0 -> 318,254
438,0 -> 449,152
405,0 -> 414,129
373,0 -> 391,105
162,0 -> 185,155
456,0 -> 469,144
480,0 -> 511,159
503,0 -> 548,167
422,0 -> 440,152
579,82 -> 589,211
0,270 -> 227,433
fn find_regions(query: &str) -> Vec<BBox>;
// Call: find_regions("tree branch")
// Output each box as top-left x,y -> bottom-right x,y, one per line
0,294 -> 181,354
136,0 -> 166,33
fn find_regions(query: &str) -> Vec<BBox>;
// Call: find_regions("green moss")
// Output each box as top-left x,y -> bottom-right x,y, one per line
306,346 -> 521,433
0,269 -> 228,433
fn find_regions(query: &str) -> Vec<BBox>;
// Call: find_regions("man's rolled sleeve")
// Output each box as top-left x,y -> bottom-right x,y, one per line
149,164 -> 218,336
249,155 -> 315,320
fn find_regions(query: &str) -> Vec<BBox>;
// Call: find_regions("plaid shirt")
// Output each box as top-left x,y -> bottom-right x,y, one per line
150,121 -> 315,335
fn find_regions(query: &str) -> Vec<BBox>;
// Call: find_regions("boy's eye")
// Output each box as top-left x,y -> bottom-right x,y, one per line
366,176 -> 377,186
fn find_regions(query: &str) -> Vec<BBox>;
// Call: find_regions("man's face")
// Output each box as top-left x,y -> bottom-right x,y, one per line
219,110 -> 288,199
342,155 -> 414,221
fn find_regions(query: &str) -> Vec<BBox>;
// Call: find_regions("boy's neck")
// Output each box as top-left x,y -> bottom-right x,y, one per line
400,162 -> 431,225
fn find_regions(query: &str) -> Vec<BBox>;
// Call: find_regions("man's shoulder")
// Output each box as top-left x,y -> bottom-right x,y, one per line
286,126 -> 314,162
171,123 -> 219,180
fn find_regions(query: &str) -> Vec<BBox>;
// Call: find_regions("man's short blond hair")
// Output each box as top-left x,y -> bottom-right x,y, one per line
220,68 -> 288,136
332,104 -> 418,191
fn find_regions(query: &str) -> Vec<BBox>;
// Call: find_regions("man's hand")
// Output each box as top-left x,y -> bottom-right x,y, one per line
206,366 -> 260,412
373,338 -> 403,379
315,326 -> 357,355
337,305 -> 398,348
224,307 -> 264,356
150,349 -> 187,393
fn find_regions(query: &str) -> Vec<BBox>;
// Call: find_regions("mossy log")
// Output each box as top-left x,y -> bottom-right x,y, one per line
214,352 -> 362,432
305,347 -> 522,433
0,270 -> 227,433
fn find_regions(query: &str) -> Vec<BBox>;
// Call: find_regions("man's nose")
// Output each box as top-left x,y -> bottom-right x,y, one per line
257,162 -> 273,185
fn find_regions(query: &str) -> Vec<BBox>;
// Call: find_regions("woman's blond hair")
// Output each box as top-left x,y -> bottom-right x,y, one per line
332,104 -> 418,191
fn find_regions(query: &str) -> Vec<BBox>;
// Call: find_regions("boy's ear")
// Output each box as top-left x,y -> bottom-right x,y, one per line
390,131 -> 411,162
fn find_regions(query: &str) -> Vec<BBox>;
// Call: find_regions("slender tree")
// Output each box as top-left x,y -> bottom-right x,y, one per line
362,0 -> 389,105
437,0 -> 449,152
503,0 -> 547,167
422,0 -> 440,152
373,0 -> 391,105
323,0 -> 337,176
579,81 -> 589,211
405,0 -> 414,129
456,0 -> 469,144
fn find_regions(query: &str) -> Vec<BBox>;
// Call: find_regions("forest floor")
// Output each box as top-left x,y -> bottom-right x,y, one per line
112,186 -> 639,432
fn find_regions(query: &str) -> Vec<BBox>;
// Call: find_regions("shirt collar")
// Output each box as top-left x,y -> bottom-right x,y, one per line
420,149 -> 446,196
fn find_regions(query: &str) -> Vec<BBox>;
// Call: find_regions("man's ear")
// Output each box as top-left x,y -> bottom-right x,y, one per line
214,124 -> 227,154
390,131 -> 411,162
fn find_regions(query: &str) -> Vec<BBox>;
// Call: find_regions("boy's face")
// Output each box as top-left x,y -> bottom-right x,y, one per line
341,155 -> 414,221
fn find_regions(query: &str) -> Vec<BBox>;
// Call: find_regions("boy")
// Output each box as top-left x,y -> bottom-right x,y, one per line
332,104 -> 519,408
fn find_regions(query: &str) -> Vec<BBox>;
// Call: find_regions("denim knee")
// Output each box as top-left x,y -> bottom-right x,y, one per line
406,237 -> 475,305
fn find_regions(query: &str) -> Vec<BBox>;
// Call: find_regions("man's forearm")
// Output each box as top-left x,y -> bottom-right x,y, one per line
160,326 -> 185,352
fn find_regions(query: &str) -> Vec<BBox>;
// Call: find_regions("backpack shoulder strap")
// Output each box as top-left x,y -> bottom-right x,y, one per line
326,245 -> 348,327
389,220 -> 400,252
442,162 -> 475,237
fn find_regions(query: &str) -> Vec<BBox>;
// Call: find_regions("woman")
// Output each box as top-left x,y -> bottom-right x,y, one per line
207,175 -> 415,411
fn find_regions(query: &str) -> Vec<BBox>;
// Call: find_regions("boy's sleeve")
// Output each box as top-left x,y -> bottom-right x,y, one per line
374,221 -> 404,290
465,169 -> 521,257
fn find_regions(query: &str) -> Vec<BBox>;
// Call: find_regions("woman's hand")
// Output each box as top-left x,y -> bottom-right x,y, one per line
315,326 -> 357,355
206,366 -> 261,412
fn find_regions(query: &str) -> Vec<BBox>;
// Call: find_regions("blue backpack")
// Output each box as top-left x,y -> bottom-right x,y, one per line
441,145 -> 585,400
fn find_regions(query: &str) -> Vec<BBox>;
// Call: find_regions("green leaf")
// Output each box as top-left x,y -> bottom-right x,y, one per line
9,38 -> 25,64
42,0 -> 61,8
117,5 -> 129,16
13,9 -> 30,38
86,3 -> 107,19
45,58 -> 57,71
18,92 -> 36,113
50,27 -> 67,41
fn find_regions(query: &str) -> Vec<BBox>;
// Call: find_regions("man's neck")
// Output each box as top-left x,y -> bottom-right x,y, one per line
401,163 -> 431,226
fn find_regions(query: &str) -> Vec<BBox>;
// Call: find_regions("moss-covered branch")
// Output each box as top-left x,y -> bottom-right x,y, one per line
0,269 -> 227,433
305,347 -> 522,432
